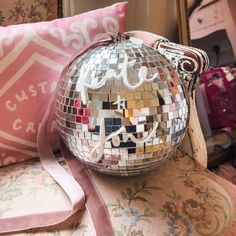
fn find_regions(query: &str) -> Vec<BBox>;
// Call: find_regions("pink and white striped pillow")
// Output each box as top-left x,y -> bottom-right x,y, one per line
0,2 -> 128,167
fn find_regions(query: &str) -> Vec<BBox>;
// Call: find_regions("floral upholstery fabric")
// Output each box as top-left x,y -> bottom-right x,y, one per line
0,0 -> 61,26
1,150 -> 236,236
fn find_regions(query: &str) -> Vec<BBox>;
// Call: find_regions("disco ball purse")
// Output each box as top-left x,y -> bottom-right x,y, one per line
55,33 -> 190,176
0,32 -> 208,235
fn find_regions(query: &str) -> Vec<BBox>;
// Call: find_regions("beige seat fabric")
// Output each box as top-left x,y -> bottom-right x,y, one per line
0,150 -> 235,236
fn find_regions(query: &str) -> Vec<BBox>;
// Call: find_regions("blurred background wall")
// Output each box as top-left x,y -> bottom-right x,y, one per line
63,0 -> 178,41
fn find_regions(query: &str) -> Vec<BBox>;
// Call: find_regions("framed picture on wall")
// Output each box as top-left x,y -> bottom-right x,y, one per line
0,0 -> 63,26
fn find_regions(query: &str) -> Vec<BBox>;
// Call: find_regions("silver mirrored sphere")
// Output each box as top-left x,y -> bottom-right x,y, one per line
55,36 -> 189,176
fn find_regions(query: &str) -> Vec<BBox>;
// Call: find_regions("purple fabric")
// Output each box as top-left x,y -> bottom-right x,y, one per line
201,68 -> 236,129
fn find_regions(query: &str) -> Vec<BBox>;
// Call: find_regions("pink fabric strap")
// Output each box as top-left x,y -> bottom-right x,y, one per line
61,139 -> 115,236
0,94 -> 85,234
0,33 -> 115,235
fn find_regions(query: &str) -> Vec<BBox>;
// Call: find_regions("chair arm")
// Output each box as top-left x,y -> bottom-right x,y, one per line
129,30 -> 209,91
154,40 -> 209,82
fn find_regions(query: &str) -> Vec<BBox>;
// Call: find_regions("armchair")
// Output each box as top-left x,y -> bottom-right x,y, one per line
1,30 -> 236,236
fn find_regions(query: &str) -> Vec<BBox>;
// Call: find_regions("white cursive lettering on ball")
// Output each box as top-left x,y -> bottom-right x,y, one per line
77,55 -> 159,104
89,119 -> 159,163
113,95 -> 125,110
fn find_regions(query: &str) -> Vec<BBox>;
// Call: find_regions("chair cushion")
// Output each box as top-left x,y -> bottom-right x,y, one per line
1,151 -> 235,235
0,2 -> 128,167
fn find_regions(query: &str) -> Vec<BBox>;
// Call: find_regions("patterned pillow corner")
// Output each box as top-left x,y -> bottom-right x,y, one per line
0,2 -> 128,167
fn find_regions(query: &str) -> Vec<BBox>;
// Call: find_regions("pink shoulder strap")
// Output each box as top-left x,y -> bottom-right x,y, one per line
0,34 -> 115,236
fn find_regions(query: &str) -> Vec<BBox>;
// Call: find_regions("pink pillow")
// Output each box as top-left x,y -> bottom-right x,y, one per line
0,2 -> 128,167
